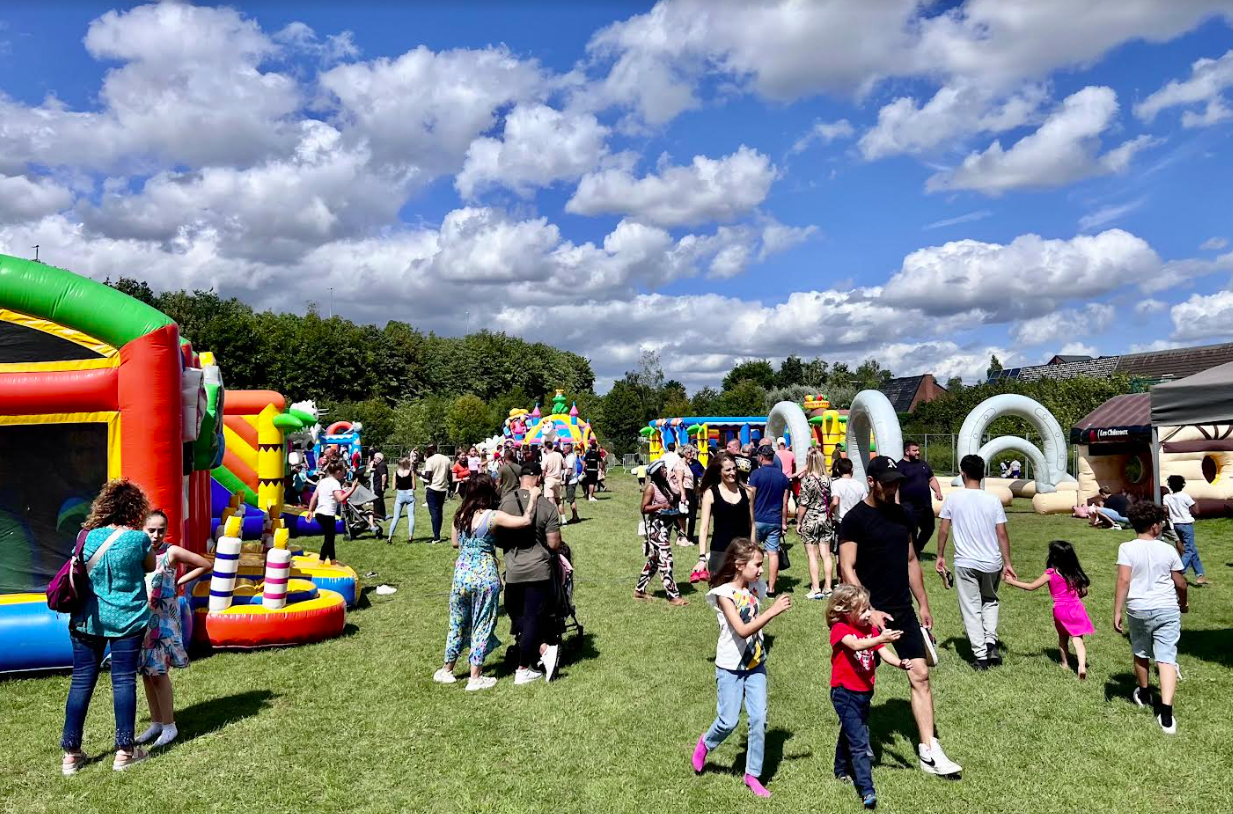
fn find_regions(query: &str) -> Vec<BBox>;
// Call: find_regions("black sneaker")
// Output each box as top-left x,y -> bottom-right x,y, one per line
987,643 -> 1002,666
974,659 -> 990,671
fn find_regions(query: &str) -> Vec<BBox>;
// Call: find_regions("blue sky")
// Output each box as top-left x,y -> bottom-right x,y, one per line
1,2 -> 1232,390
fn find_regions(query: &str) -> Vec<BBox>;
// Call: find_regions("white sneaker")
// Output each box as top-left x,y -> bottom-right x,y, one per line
466,676 -> 497,692
433,668 -> 457,684
541,644 -> 559,682
514,667 -> 543,685
918,739 -> 961,776
1157,714 -> 1178,735
588,497 -> 598,502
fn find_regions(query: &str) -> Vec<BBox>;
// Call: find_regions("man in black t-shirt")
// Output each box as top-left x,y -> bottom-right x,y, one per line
839,455 -> 962,778
898,441 -> 942,556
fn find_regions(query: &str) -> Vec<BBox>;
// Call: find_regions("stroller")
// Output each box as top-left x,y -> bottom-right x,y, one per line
341,481 -> 384,540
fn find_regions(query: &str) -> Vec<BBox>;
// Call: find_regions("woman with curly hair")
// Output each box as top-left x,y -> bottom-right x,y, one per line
61,478 -> 158,774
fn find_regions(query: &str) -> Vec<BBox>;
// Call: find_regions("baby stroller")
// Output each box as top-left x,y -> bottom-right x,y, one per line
341,482 -> 384,540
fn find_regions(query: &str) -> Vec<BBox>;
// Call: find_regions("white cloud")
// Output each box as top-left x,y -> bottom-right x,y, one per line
926,87 -> 1158,195
1171,291 -> 1233,341
790,119 -> 854,154
1011,304 -> 1115,346
883,229 -> 1162,319
1130,339 -> 1185,353
456,104 -> 609,199
0,173 -> 74,221
1058,342 -> 1098,357
566,145 -> 776,227
1135,298 -> 1168,315
1078,197 -> 1147,232
1135,48 -> 1233,126
923,210 -> 992,231
1201,236 -> 1229,251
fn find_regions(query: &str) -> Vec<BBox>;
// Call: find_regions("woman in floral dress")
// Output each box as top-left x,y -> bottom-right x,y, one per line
795,448 -> 835,600
432,477 -> 539,691
137,510 -> 212,748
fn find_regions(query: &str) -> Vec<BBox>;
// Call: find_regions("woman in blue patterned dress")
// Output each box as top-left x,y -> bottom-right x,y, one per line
433,476 -> 538,691
136,510 -> 212,749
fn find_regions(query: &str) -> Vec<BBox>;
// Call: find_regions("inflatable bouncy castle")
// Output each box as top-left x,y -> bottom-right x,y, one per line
503,390 -> 598,449
0,254 -> 352,672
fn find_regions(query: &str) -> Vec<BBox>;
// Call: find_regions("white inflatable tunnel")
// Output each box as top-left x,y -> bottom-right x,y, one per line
954,394 -> 1074,494
766,401 -> 813,471
845,390 -> 904,483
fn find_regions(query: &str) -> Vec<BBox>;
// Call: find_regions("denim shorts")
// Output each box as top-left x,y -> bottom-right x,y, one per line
1127,607 -> 1181,665
755,521 -> 782,553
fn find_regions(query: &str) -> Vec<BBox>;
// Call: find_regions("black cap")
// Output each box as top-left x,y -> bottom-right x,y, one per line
866,455 -> 905,483
520,460 -> 542,478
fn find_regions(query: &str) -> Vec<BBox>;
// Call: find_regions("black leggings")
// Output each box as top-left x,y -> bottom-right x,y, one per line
505,580 -> 555,668
316,513 -> 337,561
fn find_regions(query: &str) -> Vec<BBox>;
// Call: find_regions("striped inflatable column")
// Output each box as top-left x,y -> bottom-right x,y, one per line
209,517 -> 244,612
262,547 -> 291,610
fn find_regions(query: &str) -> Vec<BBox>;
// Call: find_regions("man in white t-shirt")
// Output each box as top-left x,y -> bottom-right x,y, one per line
935,454 -> 1016,669
1114,500 -> 1188,735
659,442 -> 683,478
829,458 -> 868,525
421,445 -> 453,544
562,442 -> 581,525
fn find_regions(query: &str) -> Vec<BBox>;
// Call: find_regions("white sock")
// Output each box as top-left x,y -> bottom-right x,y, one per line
152,723 -> 178,747
136,723 -> 163,744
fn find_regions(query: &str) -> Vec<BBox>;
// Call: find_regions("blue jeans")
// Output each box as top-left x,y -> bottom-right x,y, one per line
388,489 -> 417,541
426,487 -> 446,540
61,631 -> 143,751
831,686 -> 874,796
755,521 -> 782,553
1176,523 -> 1203,576
703,665 -> 767,778
1097,507 -> 1129,525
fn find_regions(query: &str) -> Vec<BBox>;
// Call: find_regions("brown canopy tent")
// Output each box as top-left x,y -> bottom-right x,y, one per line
1150,361 -> 1233,506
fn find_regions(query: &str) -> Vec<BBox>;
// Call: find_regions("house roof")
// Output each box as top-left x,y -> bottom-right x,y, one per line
1050,354 -> 1092,364
991,340 -> 1233,384
879,375 -> 926,413
1070,393 -> 1152,444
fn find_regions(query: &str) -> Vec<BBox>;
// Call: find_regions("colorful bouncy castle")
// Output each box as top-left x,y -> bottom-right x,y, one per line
502,390 -> 598,448
0,254 -> 352,671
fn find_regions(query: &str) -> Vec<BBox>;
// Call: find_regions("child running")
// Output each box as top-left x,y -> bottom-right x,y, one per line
137,510 -> 212,748
1164,475 -> 1207,585
691,538 -> 791,798
1005,541 -> 1094,679
828,584 -> 911,810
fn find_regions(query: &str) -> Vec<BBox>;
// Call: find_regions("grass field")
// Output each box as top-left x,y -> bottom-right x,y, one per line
3,476 -> 1233,814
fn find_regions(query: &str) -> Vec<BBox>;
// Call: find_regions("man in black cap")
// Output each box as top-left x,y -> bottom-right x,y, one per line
839,455 -> 962,778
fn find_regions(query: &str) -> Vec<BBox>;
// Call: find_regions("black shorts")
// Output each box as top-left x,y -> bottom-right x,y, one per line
881,605 -> 927,661
565,482 -> 578,503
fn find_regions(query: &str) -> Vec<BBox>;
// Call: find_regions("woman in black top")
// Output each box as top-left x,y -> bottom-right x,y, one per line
387,456 -> 418,544
697,454 -> 755,575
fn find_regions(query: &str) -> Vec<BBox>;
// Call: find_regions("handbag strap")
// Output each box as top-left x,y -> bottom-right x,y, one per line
86,527 -> 128,573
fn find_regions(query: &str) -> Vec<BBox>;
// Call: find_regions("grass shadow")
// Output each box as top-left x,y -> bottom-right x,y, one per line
868,697 -> 917,769
162,689 -> 276,750
1103,672 -> 1139,705
1177,628 -> 1233,668
732,727 -> 806,781
939,636 -> 975,664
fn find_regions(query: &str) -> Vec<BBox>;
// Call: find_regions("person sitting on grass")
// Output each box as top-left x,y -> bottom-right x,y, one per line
634,460 -> 688,606
827,584 -> 912,810
1114,501 -> 1188,735
1090,488 -> 1129,529
136,510 -> 212,750
1005,541 -> 1094,679
433,476 -> 538,692
1163,475 -> 1207,585
691,538 -> 792,798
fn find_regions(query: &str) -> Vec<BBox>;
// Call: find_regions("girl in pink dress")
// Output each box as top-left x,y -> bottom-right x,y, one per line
1006,540 -> 1094,679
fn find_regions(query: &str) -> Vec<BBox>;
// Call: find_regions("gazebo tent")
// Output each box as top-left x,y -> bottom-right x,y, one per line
1150,361 -> 1233,505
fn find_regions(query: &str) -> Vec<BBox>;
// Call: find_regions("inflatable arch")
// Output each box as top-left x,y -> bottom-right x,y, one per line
954,395 -> 1074,494
765,401 -> 813,468
845,390 -> 904,482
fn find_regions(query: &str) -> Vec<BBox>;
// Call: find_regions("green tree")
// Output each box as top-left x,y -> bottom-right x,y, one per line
987,354 -> 1004,380
854,358 -> 893,390
945,376 -> 964,392
715,380 -> 767,416
690,387 -> 721,416
446,394 -> 494,446
723,360 -> 776,391
774,355 -> 806,388
321,398 -> 397,448
801,357 -> 829,386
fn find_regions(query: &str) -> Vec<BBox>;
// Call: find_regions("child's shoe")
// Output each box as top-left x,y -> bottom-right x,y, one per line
691,736 -> 708,774
863,793 -> 877,809
744,774 -> 771,798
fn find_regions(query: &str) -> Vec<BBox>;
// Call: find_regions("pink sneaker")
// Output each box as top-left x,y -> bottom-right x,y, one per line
691,736 -> 708,774
744,774 -> 771,798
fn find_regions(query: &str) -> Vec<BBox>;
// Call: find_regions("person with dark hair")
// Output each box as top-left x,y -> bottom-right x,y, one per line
433,476 -> 538,692
684,445 -> 706,543
749,445 -> 790,595
308,461 -> 357,562
635,460 -> 688,605
497,460 -> 564,684
839,457 -> 961,778
935,454 -> 1016,669
1115,500 -> 1187,734
1007,540 -> 1094,679
387,456 -> 417,544
370,452 -> 388,520
495,448 -> 522,498
584,441 -> 602,502
1163,475 -> 1206,584
691,538 -> 792,798
697,455 -> 755,578
422,445 -> 452,544
61,479 -> 158,774
898,441 -> 943,556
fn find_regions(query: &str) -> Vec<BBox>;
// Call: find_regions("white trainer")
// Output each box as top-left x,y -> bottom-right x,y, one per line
1157,714 -> 1178,735
541,644 -> 559,682
514,667 -> 543,685
432,668 -> 457,684
919,739 -> 961,776
466,676 -> 497,692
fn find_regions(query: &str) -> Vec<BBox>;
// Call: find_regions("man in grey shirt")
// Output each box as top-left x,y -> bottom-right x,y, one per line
496,447 -> 522,497
498,460 -> 563,683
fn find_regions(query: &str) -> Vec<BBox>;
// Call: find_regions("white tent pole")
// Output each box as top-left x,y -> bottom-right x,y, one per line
1151,425 -> 1162,506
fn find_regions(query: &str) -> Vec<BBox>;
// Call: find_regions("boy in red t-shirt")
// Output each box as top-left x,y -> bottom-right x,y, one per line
827,584 -> 912,810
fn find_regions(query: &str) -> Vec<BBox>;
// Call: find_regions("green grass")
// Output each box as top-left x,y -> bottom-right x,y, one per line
4,480 -> 1233,814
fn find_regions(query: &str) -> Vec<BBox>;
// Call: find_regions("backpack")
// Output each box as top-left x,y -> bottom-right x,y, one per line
46,527 -> 126,614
